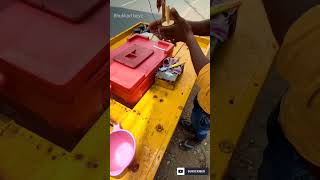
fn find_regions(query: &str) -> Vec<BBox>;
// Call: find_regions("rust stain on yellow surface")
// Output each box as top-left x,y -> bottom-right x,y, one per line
0,110 -> 108,180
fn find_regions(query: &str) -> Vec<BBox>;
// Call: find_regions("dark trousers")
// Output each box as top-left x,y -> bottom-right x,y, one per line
258,101 -> 318,180
191,98 -> 210,141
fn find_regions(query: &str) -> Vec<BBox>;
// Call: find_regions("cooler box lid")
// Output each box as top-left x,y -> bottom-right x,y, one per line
110,34 -> 174,92
0,0 -> 16,11
113,44 -> 154,68
0,2 -> 107,101
22,0 -> 106,23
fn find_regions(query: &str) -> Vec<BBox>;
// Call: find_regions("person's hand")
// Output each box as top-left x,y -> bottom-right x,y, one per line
149,8 -> 193,43
157,0 -> 165,11
149,19 -> 162,37
149,19 -> 176,43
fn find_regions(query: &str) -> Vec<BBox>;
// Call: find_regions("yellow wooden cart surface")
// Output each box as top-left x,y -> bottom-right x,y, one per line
0,110 -> 108,180
110,23 -> 210,180
212,0 -> 278,179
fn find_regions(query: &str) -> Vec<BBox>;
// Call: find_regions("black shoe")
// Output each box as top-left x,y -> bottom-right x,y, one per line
179,119 -> 195,133
179,137 -> 202,151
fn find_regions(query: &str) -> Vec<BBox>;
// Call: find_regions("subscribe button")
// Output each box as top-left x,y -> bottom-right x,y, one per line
177,167 -> 208,176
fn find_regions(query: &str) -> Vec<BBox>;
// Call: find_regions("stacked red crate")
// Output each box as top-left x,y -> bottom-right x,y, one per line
110,34 -> 174,107
0,1 -> 108,136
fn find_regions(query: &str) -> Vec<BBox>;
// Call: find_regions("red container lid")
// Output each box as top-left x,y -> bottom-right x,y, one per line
0,2 -> 107,102
0,0 -> 16,11
110,35 -> 174,93
113,44 -> 154,68
22,0 -> 106,23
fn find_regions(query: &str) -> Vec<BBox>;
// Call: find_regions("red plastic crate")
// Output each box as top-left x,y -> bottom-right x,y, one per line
110,34 -> 174,107
0,1 -> 108,136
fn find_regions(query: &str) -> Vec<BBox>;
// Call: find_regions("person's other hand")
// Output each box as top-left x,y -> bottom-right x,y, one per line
149,19 -> 162,37
149,19 -> 173,43
159,8 -> 193,43
149,8 -> 193,43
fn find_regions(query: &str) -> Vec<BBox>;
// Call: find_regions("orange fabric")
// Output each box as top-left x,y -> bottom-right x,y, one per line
196,63 -> 210,114
277,5 -> 320,167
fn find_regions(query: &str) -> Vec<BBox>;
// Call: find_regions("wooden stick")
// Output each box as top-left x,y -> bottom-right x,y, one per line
211,0 -> 242,16
161,1 -> 166,20
161,3 -> 174,26
166,5 -> 170,24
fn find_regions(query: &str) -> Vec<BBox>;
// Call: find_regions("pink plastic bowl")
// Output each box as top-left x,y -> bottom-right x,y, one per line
110,124 -> 136,177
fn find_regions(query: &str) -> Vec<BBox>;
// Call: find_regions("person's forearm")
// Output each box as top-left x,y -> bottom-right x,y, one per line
185,32 -> 209,74
187,20 -> 210,36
